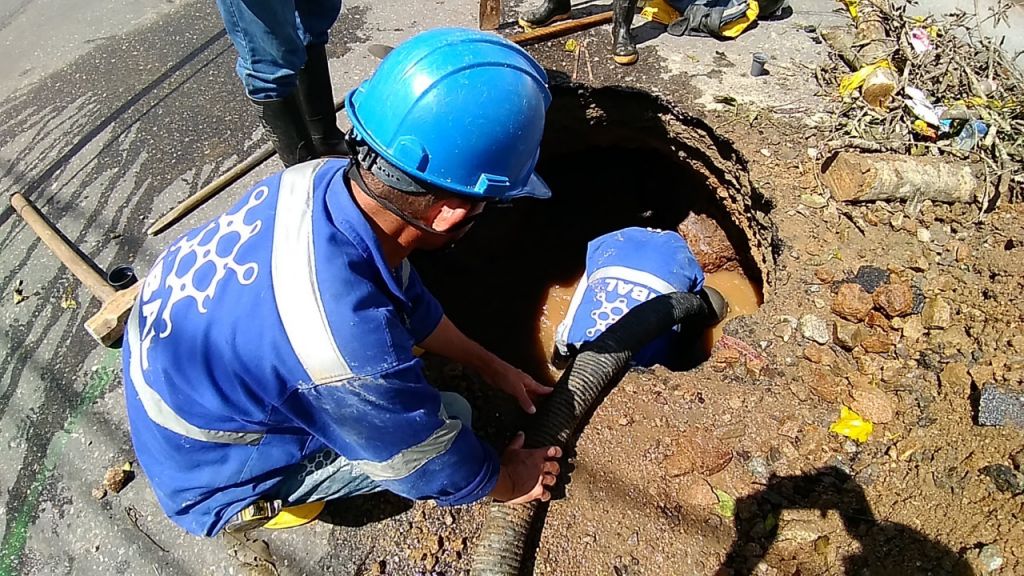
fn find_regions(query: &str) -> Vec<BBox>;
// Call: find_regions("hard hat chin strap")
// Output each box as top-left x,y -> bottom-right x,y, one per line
344,161 -> 442,236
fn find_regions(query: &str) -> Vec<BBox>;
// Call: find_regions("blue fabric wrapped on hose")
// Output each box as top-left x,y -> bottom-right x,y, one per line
555,227 -> 705,367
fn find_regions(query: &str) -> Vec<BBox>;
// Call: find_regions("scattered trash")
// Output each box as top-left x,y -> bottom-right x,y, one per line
102,461 -> 135,494
713,488 -> 735,518
750,52 -> 769,77
816,1 -> 1023,205
60,286 -> 78,310
12,279 -> 27,304
903,86 -> 942,126
838,60 -> 893,100
909,28 -> 933,54
953,120 -> 988,152
829,405 -> 874,443
976,385 -> 1024,427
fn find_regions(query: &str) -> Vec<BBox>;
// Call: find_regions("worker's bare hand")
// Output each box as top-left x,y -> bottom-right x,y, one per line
480,360 -> 553,414
490,432 -> 562,504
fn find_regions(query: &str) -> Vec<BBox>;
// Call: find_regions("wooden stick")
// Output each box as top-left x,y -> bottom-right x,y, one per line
508,10 -> 613,46
480,0 -> 501,30
147,100 -> 346,237
10,193 -> 116,302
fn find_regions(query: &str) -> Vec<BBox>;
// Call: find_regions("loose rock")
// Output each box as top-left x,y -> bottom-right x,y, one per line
922,297 -> 952,329
799,315 -> 831,345
978,543 -> 1004,574
901,317 -> 926,343
861,332 -> 894,354
873,283 -> 915,317
103,467 -> 133,494
834,320 -> 869,351
832,283 -> 874,322
663,431 -> 733,477
677,213 -> 737,273
977,385 -> 1024,427
847,265 -> 890,293
940,363 -> 971,390
979,464 -> 1024,495
864,310 -> 891,330
674,474 -> 718,507
850,386 -> 896,424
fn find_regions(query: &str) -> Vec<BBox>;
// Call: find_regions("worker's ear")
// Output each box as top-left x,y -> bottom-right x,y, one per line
424,196 -> 482,233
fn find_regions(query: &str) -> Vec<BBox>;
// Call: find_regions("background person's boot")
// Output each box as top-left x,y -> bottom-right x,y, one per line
611,0 -> 640,65
297,44 -> 346,157
518,0 -> 572,29
255,93 -> 316,167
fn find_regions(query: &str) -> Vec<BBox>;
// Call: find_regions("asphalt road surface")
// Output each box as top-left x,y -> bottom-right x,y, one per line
0,0 -> 477,573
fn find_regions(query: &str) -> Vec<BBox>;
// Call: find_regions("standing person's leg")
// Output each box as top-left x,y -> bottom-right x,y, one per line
215,0 -> 317,166
294,0 -> 346,156
273,392 -> 474,505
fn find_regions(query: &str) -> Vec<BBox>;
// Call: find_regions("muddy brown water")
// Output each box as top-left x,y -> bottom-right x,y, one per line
415,145 -> 764,385
536,268 -> 762,381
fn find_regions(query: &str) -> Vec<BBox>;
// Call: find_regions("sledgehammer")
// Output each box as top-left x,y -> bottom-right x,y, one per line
10,193 -> 139,347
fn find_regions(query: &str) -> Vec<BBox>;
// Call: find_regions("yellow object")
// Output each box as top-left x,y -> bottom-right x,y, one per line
640,0 -> 680,25
911,119 -> 937,139
264,501 -> 325,530
838,60 -> 892,97
829,406 -> 874,443
719,0 -> 758,38
839,0 -> 858,20
564,38 -> 578,52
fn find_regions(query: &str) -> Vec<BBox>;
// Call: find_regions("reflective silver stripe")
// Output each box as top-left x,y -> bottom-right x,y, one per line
126,305 -> 264,445
272,160 -> 353,384
588,265 -> 678,296
399,259 -> 412,290
351,409 -> 463,481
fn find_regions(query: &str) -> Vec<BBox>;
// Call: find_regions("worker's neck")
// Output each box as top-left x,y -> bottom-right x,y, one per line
349,179 -> 418,269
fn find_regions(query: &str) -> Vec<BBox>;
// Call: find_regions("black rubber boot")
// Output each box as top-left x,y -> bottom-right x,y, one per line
297,43 -> 346,157
517,0 -> 571,29
255,93 -> 317,167
611,0 -> 640,65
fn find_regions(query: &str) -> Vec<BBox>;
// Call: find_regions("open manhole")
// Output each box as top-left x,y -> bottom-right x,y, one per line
414,84 -> 778,384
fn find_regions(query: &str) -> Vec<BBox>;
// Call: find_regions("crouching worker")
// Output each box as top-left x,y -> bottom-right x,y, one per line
122,29 -> 562,537
555,227 -> 725,368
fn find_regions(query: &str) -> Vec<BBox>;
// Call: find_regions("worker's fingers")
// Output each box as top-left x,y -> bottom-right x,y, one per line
546,446 -> 563,459
542,460 -> 560,475
541,473 -> 558,486
525,378 -> 554,396
514,386 -> 537,414
540,488 -> 552,502
508,431 -> 526,451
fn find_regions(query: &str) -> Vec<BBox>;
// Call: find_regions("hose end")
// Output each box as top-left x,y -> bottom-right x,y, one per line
701,286 -> 729,323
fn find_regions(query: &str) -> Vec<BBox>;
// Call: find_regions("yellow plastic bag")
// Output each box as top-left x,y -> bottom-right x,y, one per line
640,0 -> 681,25
719,0 -> 759,38
839,0 -> 858,19
838,60 -> 892,97
829,405 -> 874,443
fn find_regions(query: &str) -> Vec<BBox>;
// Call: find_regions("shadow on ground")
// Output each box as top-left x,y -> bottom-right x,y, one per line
719,466 -> 975,576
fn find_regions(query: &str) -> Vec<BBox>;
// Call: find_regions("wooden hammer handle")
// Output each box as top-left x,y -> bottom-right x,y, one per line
508,10 -> 613,46
10,193 -> 117,302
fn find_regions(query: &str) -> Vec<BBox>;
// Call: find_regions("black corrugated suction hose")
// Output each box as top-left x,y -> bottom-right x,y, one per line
470,288 -> 728,576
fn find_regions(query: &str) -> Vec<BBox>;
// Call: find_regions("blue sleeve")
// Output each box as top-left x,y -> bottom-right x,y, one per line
280,360 -> 499,506
402,262 -> 444,343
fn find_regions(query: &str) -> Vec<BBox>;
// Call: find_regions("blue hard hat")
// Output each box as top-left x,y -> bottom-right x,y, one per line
345,28 -> 552,201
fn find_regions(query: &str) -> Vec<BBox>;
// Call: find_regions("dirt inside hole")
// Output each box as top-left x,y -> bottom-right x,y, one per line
415,85 -> 773,385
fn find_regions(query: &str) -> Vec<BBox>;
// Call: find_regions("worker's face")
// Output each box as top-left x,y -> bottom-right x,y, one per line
420,197 -> 486,249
